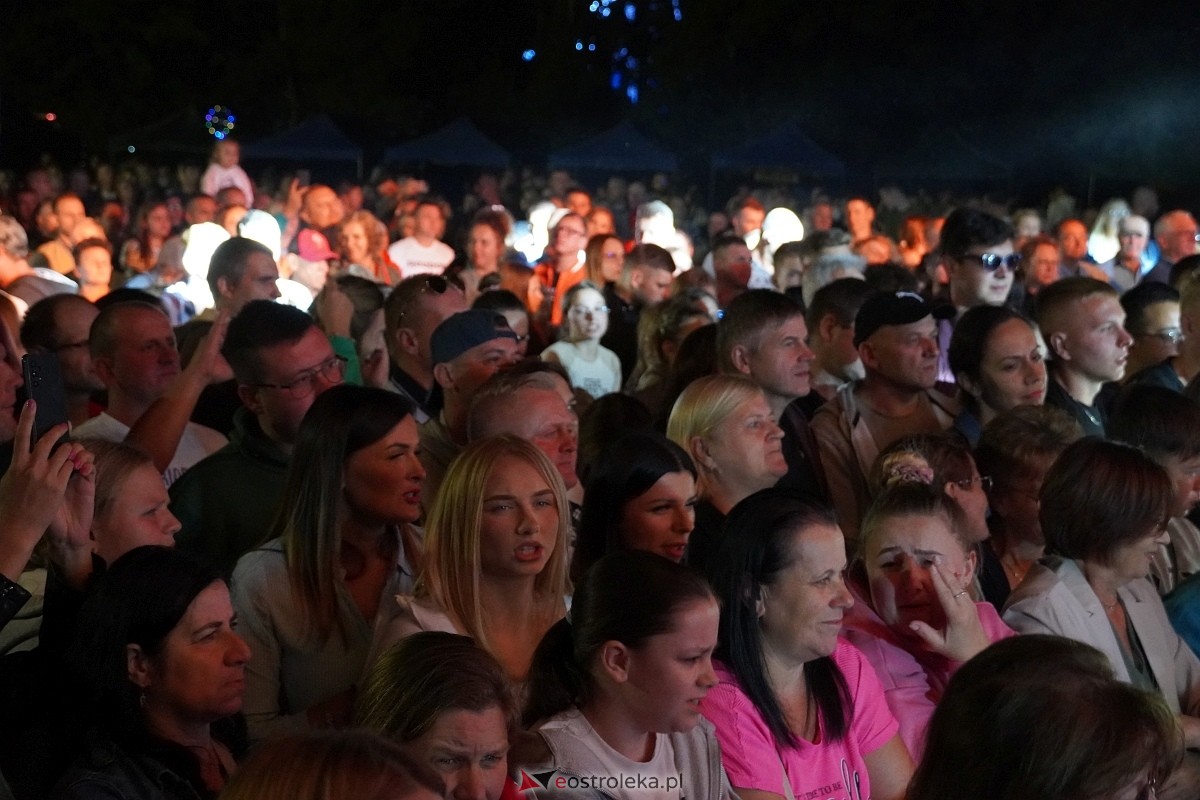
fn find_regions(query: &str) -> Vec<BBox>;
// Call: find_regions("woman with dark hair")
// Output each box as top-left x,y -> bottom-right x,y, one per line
219,730 -> 443,800
946,305 -> 1045,446
447,209 -> 511,306
973,405 -> 1081,607
909,635 -> 1180,800
1004,438 -> 1200,784
843,483 -> 1014,758
357,632 -> 517,800
523,551 -> 734,800
703,488 -> 912,800
574,431 -> 697,580
231,385 -> 425,743
628,288 -> 717,418
53,546 -> 249,798
118,201 -> 173,276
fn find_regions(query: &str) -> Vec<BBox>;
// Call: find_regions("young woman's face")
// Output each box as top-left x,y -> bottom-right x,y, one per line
599,237 -> 625,283
479,455 -> 558,580
145,205 -> 172,239
866,512 -> 975,638
343,416 -> 425,526
758,522 -> 852,664
702,393 -> 787,496
973,319 -> 1046,417
620,597 -> 719,734
565,287 -> 609,342
139,581 -> 250,727
469,224 -> 502,273
92,463 -> 181,565
618,470 -> 697,563
403,705 -> 509,800
342,221 -> 370,263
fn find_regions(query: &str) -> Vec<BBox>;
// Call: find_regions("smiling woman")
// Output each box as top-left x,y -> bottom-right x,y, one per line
702,488 -> 914,800
366,435 -> 571,697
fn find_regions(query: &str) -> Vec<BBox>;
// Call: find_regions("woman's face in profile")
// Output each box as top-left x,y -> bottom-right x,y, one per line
402,705 -> 509,800
134,581 -> 250,727
757,522 -> 851,665
343,416 -> 425,526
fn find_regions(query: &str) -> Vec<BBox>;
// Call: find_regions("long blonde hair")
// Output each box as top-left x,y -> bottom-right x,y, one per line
419,435 -> 571,652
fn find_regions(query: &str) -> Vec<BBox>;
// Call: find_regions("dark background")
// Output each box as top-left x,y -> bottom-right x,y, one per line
4,0 -> 1199,204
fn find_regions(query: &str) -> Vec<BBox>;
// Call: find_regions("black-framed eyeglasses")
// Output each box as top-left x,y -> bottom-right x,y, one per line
1136,327 -> 1182,345
961,253 -> 1022,272
251,355 -> 347,399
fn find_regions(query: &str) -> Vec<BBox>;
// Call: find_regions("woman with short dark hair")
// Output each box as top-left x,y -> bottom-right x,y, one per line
1004,437 -> 1200,778
53,546 -> 249,798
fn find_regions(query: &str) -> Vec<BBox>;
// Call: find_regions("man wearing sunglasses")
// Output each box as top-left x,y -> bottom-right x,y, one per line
935,208 -> 1018,383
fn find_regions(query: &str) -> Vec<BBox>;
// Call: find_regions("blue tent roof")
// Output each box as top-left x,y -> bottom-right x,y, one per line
548,121 -> 678,172
383,118 -> 511,168
242,114 -> 362,162
712,122 -> 845,177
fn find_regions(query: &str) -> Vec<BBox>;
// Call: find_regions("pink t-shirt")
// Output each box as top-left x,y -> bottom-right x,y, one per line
701,640 -> 898,800
840,596 -> 1015,760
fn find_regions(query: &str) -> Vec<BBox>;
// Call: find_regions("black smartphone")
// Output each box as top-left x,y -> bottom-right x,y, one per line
21,353 -> 70,451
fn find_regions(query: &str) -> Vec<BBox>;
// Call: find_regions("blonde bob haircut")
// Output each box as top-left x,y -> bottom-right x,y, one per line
419,435 -> 571,653
666,373 -> 766,495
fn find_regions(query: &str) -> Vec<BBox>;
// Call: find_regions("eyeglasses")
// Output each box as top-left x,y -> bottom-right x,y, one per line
569,305 -> 609,316
251,355 -> 347,399
557,226 -> 588,238
1136,327 -> 1182,345
961,253 -> 1022,272
954,475 -> 994,492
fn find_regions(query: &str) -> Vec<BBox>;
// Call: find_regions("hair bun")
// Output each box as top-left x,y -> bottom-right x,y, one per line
879,451 -> 935,489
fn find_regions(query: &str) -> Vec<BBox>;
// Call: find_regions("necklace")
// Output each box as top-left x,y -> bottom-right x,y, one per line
1000,555 -> 1031,585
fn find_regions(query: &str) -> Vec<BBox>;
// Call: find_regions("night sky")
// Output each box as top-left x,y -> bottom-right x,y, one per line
4,0 -> 1200,202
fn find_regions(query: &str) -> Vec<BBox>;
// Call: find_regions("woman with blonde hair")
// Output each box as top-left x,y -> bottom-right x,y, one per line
368,435 -> 570,691
667,374 -> 787,574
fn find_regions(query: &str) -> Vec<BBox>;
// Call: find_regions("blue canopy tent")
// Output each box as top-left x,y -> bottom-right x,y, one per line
548,121 -> 678,173
711,122 -> 846,179
242,114 -> 363,177
383,117 -> 511,168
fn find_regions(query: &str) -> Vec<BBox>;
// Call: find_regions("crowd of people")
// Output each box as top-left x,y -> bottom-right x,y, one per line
0,141 -> 1198,799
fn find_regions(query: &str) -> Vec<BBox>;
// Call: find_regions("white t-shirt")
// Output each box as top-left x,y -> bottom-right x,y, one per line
386,237 -> 455,277
537,708 -> 681,800
73,413 -> 227,487
541,341 -> 622,400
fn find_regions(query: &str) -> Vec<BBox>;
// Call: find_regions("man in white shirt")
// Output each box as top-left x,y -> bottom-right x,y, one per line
74,301 -> 227,486
387,197 -> 455,278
